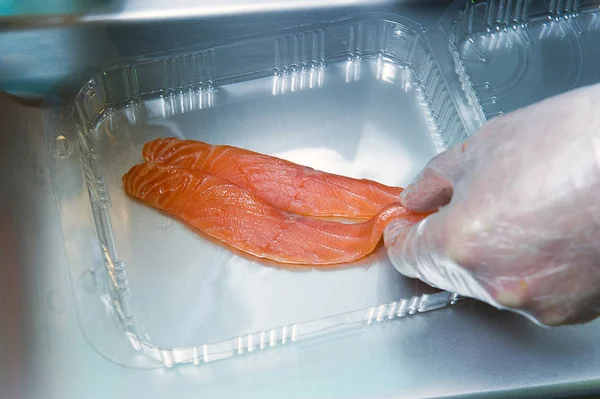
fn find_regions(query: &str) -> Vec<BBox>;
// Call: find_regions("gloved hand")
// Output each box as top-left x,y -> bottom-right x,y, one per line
384,83 -> 600,326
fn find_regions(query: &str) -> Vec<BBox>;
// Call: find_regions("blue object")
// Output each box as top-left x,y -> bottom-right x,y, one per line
0,0 -> 108,16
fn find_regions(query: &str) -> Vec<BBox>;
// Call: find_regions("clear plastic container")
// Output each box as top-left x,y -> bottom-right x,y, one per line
47,1 -> 600,368
444,0 -> 600,119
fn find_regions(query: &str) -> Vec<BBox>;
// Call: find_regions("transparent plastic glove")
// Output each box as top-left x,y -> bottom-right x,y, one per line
384,83 -> 600,326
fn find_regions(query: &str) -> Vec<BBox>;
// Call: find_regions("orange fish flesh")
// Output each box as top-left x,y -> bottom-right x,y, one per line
142,138 -> 403,219
123,162 -> 426,265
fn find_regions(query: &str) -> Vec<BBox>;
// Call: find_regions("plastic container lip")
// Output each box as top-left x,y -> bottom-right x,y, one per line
443,0 -> 600,120
49,11 -> 475,369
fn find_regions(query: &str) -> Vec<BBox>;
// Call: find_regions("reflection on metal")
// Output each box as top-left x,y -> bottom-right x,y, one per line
0,0 -> 395,28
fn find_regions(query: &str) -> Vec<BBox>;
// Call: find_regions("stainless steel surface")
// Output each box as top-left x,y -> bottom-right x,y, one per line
0,0 -> 421,24
86,0 -> 390,21
2,0 -> 600,398
0,2 -> 450,98
1,95 -> 599,396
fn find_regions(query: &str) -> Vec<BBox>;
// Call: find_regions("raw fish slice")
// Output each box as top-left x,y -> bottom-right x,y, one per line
123,162 -> 426,265
143,138 -> 403,219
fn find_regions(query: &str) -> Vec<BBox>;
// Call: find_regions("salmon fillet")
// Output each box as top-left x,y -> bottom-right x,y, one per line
123,162 -> 425,265
142,138 -> 403,219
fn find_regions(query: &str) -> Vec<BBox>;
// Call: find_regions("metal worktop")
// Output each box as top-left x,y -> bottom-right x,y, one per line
1,1 -> 600,398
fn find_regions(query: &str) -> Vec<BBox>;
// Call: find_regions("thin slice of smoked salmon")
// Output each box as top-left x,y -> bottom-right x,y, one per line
142,138 -> 403,219
123,162 -> 426,265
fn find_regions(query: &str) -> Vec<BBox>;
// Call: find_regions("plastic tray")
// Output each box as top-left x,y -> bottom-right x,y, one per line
47,1 -> 600,368
445,0 -> 600,118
